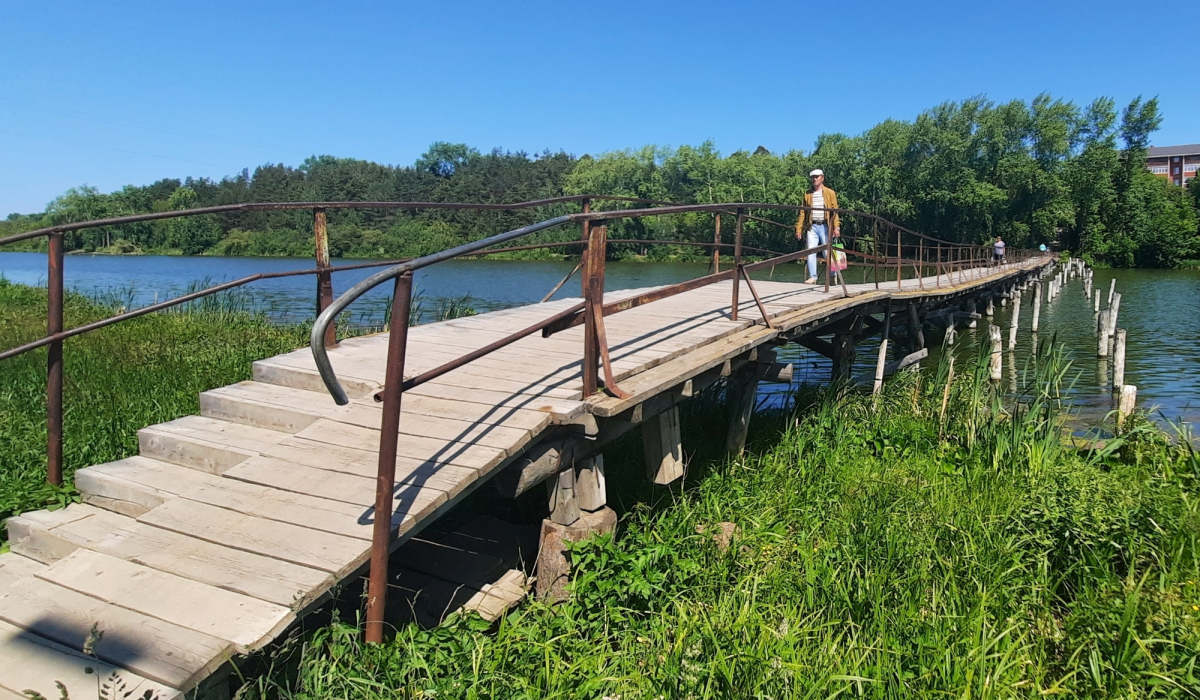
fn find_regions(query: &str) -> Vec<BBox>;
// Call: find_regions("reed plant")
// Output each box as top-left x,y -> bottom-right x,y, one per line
242,343 -> 1200,699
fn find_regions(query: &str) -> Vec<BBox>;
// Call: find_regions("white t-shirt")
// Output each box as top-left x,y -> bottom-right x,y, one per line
812,188 -> 825,223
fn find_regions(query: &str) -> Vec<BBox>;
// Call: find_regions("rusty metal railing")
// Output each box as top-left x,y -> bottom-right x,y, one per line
306,201 -> 1036,641
0,195 -> 1039,644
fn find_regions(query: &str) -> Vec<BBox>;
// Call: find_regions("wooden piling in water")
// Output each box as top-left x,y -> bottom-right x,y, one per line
1107,293 -> 1121,338
1031,283 -> 1042,332
873,338 -> 888,396
989,325 -> 1002,381
1118,384 -> 1137,429
1112,328 -> 1127,393
1108,278 -> 1116,307
1008,291 -> 1020,350
1094,290 -> 1100,313
1097,309 -> 1110,357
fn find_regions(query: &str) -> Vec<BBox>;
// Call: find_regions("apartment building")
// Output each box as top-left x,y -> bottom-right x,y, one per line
1145,144 -> 1199,186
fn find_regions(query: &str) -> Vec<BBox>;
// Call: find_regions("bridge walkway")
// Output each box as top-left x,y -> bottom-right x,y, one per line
0,256 -> 1048,697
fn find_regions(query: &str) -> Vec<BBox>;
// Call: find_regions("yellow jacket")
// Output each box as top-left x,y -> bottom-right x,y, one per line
794,186 -> 841,237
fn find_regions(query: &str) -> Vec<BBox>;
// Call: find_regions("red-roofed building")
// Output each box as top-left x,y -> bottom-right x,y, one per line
1145,144 -> 1200,186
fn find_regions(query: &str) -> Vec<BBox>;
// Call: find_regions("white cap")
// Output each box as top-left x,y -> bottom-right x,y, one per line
809,169 -> 824,177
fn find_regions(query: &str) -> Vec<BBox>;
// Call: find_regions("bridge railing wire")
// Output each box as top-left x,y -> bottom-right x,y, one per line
0,195 -> 1039,644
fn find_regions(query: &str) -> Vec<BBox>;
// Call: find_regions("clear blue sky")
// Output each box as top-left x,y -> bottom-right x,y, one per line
2,0 -> 1197,216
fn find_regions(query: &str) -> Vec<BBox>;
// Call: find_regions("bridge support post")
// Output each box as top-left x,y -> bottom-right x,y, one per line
832,333 -> 856,381
365,271 -> 414,644
536,452 -> 617,602
726,365 -> 759,456
644,406 -> 685,484
907,303 -> 926,353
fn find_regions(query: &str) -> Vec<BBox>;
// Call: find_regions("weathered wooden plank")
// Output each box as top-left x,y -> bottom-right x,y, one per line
254,360 -> 585,420
36,550 -> 293,651
290,417 -> 508,473
223,455 -> 464,529
202,383 -> 535,453
7,504 -> 332,609
0,576 -> 232,691
0,618 -> 181,700
255,354 -> 583,401
76,456 -> 389,540
138,499 -> 366,577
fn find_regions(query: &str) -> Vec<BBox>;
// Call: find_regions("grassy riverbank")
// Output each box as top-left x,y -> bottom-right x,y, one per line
242,348 -> 1200,699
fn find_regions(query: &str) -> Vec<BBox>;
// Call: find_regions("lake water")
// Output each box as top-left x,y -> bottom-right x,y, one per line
2,252 -> 1196,436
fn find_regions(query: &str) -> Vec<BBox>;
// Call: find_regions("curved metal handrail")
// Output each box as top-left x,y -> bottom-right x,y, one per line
310,214 -> 577,405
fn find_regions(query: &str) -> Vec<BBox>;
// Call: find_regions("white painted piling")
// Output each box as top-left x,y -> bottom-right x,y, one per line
1107,293 -> 1121,338
1112,329 -> 1127,392
1108,278 -> 1116,306
873,339 -> 888,396
989,325 -> 1003,381
1097,310 -> 1110,357
1094,291 -> 1100,313
1031,283 -> 1042,332
1118,385 -> 1137,429
1008,291 -> 1021,350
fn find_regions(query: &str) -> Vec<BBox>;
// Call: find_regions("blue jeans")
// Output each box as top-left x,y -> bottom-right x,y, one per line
806,224 -> 829,279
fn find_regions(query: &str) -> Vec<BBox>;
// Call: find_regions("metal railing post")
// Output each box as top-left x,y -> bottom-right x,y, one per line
364,270 -> 414,644
731,208 -> 744,320
896,229 -> 902,290
917,239 -> 925,290
872,220 -> 879,290
711,213 -> 721,275
314,208 -> 336,348
46,232 -> 64,486
581,216 -> 598,396
824,233 -> 831,294
936,244 -> 942,288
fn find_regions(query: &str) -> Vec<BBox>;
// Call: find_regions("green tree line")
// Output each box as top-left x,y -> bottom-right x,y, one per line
3,94 -> 1197,267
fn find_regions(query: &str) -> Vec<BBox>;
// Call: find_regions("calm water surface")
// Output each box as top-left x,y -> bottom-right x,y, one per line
2,252 -> 1196,434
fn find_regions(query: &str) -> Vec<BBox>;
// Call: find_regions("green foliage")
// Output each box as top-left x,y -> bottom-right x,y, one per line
240,347 -> 1199,698
6,96 -> 1198,267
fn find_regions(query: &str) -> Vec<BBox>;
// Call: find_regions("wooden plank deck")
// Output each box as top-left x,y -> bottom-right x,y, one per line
0,257 -> 1049,694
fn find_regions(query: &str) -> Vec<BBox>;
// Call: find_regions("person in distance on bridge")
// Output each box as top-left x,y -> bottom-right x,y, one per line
795,168 -> 841,285
993,236 -> 1006,264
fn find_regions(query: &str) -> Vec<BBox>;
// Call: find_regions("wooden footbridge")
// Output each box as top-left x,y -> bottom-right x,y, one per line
0,197 -> 1052,697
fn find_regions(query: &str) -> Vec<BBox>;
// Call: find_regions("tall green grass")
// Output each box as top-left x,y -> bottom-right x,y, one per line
240,344 -> 1199,699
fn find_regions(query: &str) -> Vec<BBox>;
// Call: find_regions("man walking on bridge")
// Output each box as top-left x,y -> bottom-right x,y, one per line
795,168 -> 841,284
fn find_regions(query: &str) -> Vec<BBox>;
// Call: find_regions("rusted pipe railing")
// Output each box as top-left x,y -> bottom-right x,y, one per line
46,233 -> 64,486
